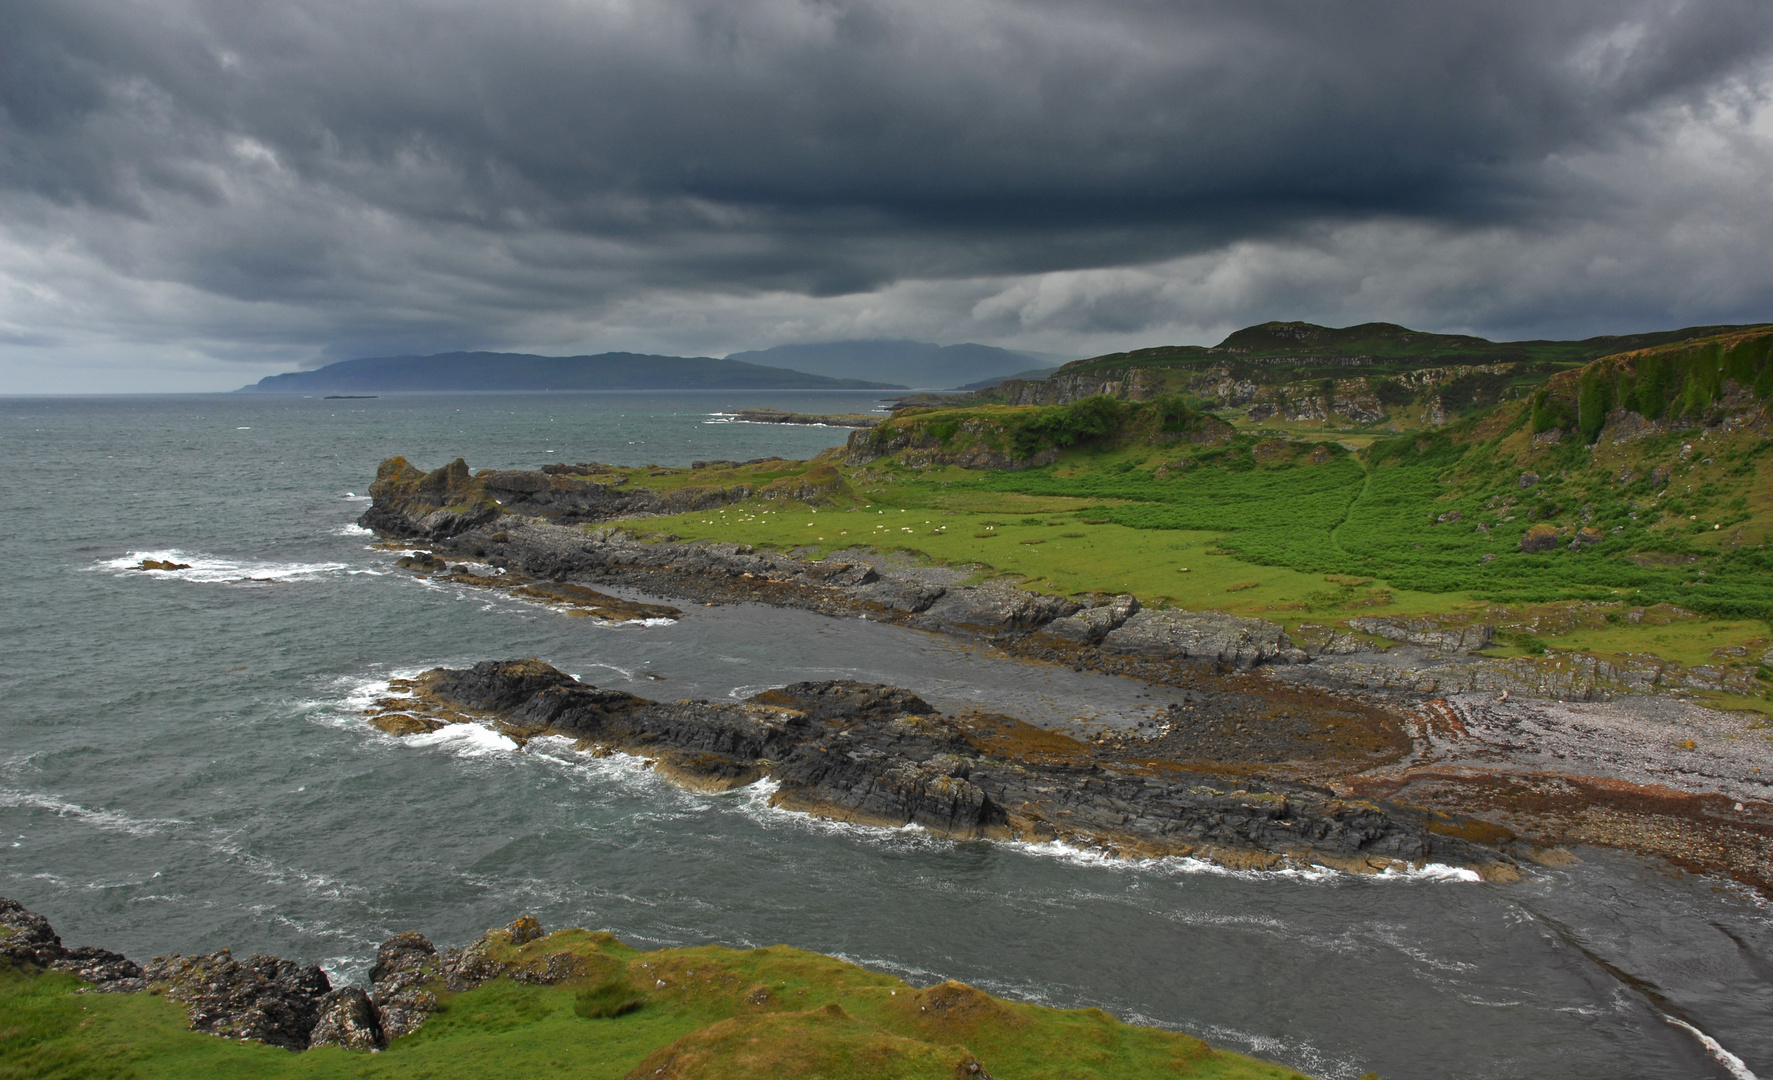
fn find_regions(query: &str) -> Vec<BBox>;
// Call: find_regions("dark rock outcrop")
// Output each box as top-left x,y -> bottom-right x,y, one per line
309,987 -> 383,1051
0,896 -> 143,991
3,898 -> 630,1052
143,950 -> 332,1050
360,456 -> 853,538
382,659 -> 1517,876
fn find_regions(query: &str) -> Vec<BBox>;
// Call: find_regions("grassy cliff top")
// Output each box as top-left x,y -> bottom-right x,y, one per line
2,929 -> 1315,1080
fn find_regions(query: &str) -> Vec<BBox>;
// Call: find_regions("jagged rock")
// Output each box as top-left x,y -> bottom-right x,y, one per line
0,896 -> 143,991
144,950 -> 332,1050
1346,617 -> 1493,654
395,551 -> 448,572
1101,609 -> 1306,668
367,931 -> 444,1041
309,987 -> 383,1050
908,585 -> 1081,638
440,916 -> 604,992
1033,594 -> 1140,645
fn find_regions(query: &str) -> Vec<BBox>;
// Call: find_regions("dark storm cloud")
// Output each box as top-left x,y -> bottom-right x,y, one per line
2,0 -> 1772,385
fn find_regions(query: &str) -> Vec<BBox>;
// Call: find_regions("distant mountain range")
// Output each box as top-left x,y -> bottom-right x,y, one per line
238,351 -> 905,393
724,340 -> 1071,389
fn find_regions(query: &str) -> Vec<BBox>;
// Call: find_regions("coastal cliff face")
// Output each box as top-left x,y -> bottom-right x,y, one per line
374,658 -> 1515,876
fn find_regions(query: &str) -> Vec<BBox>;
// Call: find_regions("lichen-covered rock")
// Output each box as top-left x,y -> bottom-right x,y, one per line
309,987 -> 383,1050
367,931 -> 444,1041
144,950 -> 332,1050
1519,523 -> 1559,552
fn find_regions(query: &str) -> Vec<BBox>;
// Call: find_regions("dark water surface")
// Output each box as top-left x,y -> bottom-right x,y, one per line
1,393 -> 1768,1080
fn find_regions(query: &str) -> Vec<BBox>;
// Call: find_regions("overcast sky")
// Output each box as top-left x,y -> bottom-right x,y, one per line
4,0 -> 1773,391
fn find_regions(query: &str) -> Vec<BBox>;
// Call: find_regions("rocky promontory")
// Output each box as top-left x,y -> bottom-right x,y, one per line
367,658 -> 1518,876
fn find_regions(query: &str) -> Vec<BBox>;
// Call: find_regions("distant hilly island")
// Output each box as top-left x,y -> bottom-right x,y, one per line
724,340 -> 1066,389
239,340 -> 1067,394
239,351 -> 904,394
240,323 -> 1773,397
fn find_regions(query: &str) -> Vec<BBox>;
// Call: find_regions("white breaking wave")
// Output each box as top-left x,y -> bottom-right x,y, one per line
404,722 -> 520,756
98,548 -> 354,584
1003,836 -> 1482,886
0,790 -> 186,837
331,523 -> 374,537
1666,1017 -> 1760,1080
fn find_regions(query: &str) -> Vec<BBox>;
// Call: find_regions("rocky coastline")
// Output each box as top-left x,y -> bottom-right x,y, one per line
0,899 -> 700,1052
355,458 -> 1773,892
368,658 -> 1515,876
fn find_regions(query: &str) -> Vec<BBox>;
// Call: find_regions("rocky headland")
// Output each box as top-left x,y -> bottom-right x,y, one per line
355,457 -> 1773,892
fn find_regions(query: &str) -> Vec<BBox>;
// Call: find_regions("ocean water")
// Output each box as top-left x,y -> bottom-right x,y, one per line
1,391 -> 1769,1080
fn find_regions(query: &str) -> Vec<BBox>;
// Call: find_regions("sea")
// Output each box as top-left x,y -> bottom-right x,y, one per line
1,391 -> 1768,1080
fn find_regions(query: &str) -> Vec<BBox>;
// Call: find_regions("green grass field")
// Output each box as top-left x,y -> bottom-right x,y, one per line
592,377 -> 1773,703
0,933 -> 1314,1080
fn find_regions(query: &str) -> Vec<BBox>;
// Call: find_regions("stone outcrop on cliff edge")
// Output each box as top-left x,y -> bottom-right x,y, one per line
362,456 -> 850,540
0,896 -> 143,991
0,898 -> 648,1052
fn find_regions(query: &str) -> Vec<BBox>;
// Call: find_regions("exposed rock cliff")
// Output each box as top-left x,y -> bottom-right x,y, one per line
361,457 -> 850,538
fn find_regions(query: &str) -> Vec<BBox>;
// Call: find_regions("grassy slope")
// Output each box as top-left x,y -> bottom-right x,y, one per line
602,338 -> 1773,701
0,933 -> 1311,1080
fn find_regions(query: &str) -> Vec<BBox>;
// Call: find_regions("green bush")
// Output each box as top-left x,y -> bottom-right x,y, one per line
574,977 -> 645,1019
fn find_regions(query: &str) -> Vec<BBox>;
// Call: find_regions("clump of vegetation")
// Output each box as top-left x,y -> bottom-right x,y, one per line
1531,329 -> 1773,442
573,975 -> 645,1018
865,395 -> 1211,465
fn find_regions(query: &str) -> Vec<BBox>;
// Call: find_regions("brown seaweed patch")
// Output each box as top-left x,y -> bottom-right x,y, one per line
370,713 -> 446,736
135,559 -> 192,571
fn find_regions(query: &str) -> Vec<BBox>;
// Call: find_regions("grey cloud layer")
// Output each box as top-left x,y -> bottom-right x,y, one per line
3,0 -> 1772,386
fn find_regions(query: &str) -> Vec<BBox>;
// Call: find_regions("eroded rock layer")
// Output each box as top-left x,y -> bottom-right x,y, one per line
383,659 -> 1516,877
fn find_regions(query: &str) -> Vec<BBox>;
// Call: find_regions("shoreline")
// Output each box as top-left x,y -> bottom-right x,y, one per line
361,490 -> 1773,891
